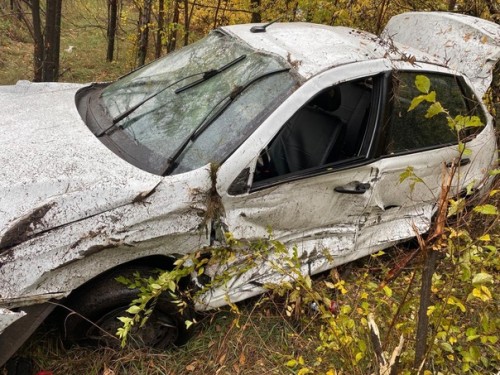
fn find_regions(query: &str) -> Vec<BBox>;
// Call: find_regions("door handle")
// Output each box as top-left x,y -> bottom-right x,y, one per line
446,158 -> 471,168
334,181 -> 371,194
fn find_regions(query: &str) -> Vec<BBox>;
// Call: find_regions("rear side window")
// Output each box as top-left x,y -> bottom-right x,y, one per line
382,72 -> 485,155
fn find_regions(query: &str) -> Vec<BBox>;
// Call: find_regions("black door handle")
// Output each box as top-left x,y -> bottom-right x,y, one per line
334,181 -> 371,194
446,158 -> 471,168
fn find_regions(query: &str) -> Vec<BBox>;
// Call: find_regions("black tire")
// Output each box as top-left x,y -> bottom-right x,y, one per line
62,266 -> 192,349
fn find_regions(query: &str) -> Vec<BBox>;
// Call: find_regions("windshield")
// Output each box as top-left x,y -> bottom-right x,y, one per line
96,30 -> 298,175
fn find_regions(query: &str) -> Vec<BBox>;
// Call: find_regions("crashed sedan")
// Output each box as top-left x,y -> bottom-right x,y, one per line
0,11 -> 499,364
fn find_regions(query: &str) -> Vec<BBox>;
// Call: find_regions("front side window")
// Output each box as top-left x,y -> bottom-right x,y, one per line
382,72 -> 486,155
254,77 -> 375,184
79,31 -> 298,175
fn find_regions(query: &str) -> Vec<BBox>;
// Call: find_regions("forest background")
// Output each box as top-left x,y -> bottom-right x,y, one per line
0,1 -> 499,375
0,0 -> 498,85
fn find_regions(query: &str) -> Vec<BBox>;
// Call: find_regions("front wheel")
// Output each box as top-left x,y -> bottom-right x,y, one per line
62,266 -> 191,349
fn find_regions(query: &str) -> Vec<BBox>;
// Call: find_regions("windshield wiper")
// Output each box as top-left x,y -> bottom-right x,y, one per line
174,54 -> 247,94
96,54 -> 247,137
159,67 -> 290,176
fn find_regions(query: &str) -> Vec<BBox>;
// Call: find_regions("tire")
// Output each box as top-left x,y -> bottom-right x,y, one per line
62,266 -> 192,349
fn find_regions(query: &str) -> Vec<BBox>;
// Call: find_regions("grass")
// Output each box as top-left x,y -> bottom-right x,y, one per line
0,1 -> 135,85
18,298 -> 316,374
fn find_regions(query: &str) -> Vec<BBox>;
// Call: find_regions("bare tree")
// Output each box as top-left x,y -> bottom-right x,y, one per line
14,0 -> 62,81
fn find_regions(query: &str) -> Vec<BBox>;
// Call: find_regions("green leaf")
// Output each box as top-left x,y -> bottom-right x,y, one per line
473,204 -> 498,215
117,316 -> 132,324
355,352 -> 364,363
286,359 -> 298,368
408,91 -> 436,111
425,102 -> 445,118
415,75 -> 431,94
472,272 -> 493,286
465,181 -> 475,196
469,346 -> 481,362
440,342 -> 454,353
453,115 -> 483,130
457,142 -> 472,156
126,305 -> 141,314
115,276 -> 131,285
447,198 -> 465,217
408,95 -> 427,111
446,296 -> 466,312
383,285 -> 393,298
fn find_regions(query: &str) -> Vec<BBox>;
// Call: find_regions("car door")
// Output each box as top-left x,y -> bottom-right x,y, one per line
218,72 -> 385,282
356,68 -> 492,252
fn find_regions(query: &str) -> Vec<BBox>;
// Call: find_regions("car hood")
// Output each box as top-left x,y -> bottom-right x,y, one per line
382,12 -> 500,99
0,81 -> 162,250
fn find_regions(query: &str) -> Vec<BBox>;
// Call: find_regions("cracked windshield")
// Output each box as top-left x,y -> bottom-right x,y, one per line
101,31 -> 297,175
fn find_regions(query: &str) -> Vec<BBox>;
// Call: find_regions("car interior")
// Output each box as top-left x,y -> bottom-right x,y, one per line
254,77 -> 373,183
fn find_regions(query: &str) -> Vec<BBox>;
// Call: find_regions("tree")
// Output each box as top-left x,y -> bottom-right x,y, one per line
107,0 -> 118,62
155,0 -> 165,58
137,0 -> 153,67
14,0 -> 62,81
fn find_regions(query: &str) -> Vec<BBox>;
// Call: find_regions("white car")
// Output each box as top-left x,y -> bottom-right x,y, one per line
0,12 -> 498,364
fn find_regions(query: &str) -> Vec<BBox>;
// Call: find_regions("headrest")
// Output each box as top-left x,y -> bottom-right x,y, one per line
310,86 -> 341,112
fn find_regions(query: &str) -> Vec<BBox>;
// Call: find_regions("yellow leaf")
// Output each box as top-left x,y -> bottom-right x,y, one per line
481,285 -> 492,299
355,352 -> 364,362
415,75 -> 431,94
298,368 -> 312,375
478,234 -> 491,241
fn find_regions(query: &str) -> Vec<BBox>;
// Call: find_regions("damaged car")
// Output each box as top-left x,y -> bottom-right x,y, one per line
0,11 -> 499,364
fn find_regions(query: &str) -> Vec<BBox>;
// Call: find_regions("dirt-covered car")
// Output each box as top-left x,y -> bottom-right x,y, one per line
1,12 -> 499,364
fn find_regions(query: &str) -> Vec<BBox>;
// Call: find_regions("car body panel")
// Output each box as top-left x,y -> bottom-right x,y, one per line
0,81 -> 163,249
222,22 -> 443,80
0,308 -> 25,334
0,164 -> 212,305
382,12 -> 500,98
200,60 -> 498,308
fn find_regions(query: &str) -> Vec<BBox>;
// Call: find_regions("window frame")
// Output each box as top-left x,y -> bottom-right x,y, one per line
247,73 -> 386,192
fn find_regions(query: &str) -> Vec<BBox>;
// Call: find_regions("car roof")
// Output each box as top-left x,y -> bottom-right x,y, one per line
221,22 -> 443,79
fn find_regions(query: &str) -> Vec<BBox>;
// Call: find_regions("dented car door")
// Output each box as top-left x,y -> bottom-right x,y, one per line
357,67 -> 496,251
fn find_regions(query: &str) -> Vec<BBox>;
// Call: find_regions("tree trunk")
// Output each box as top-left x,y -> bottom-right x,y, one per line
166,0 -> 179,52
31,0 -> 44,82
155,0 -> 165,58
42,0 -> 62,81
413,248 -> 438,371
107,0 -> 118,62
183,0 -> 189,46
137,0 -> 152,67
250,0 -> 261,23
